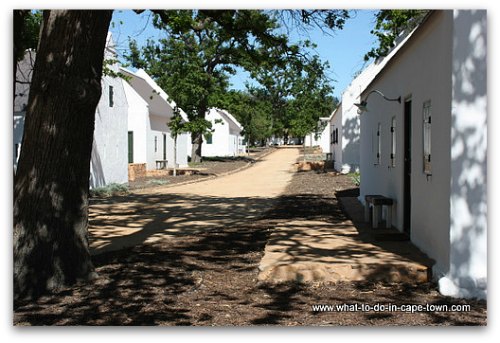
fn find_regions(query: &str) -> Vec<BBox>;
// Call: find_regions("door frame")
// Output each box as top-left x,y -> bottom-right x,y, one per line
163,133 -> 167,161
403,96 -> 412,235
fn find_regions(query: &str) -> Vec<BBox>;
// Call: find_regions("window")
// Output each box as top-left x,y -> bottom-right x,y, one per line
390,117 -> 396,167
335,128 -> 339,144
154,136 -> 157,152
423,100 -> 432,174
375,123 -> 381,165
204,132 -> 213,144
109,85 -> 114,107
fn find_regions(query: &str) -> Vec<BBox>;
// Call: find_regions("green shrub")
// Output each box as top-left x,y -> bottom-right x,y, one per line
90,183 -> 129,197
350,172 -> 361,186
147,179 -> 170,186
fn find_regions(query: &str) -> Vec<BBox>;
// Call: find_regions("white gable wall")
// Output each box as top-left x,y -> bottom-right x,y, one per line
89,34 -> 128,188
90,72 -> 129,188
201,108 -> 242,157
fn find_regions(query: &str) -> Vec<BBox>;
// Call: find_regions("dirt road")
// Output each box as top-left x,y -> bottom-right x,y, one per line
89,148 -> 300,254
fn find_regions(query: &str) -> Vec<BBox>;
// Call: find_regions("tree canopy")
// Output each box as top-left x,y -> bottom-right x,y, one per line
364,10 -> 429,61
126,10 -> 344,159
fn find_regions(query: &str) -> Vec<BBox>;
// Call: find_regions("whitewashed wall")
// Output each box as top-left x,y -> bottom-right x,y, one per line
124,80 -> 149,164
121,67 -> 189,169
148,115 -> 188,169
359,11 -> 486,299
13,51 -> 35,170
329,105 -> 344,171
90,63 -> 128,188
200,108 -> 243,157
89,34 -> 128,188
444,10 -> 487,299
360,10 -> 453,277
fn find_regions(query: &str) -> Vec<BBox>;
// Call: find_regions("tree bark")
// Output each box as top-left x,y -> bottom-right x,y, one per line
13,10 -> 112,299
191,132 -> 203,163
173,136 -> 178,176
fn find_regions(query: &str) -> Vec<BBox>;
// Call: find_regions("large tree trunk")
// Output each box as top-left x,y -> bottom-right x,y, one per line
13,10 -> 112,299
191,132 -> 203,163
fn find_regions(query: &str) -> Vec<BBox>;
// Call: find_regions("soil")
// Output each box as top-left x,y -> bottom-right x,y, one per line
128,147 -> 274,190
13,169 -> 487,326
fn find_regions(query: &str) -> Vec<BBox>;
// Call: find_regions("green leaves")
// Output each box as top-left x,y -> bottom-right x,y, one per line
364,10 -> 429,61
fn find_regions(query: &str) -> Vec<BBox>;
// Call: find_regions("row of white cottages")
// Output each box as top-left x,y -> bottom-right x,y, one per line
13,33 -> 245,188
308,10 -> 487,299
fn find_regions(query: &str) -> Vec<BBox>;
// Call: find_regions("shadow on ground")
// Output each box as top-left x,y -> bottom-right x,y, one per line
14,172 -> 486,326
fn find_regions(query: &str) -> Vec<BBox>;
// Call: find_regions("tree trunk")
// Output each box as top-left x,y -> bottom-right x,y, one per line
303,141 -> 306,162
173,136 -> 177,176
191,132 -> 203,163
13,10 -> 112,299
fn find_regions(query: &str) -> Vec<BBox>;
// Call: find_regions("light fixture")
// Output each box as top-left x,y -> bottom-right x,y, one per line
354,89 -> 401,114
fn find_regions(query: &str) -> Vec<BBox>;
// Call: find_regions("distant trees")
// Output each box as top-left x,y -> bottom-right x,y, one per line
127,10 -> 291,162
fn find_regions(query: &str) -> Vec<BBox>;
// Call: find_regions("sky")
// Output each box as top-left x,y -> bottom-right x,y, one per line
109,9 -> 378,100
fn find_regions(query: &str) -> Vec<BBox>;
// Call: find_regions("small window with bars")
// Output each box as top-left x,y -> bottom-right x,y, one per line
423,100 -> 432,174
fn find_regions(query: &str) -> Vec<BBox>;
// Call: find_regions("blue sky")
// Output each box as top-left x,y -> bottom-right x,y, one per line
110,10 -> 378,99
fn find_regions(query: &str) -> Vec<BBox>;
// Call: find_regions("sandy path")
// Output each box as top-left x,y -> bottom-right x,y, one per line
89,148 -> 300,254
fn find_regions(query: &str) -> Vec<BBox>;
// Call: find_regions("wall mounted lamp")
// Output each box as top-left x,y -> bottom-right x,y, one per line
354,89 -> 401,114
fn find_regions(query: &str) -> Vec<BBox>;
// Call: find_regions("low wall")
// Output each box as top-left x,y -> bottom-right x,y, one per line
128,163 -> 146,181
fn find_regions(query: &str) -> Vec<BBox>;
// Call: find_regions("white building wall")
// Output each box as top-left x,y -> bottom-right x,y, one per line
444,9 -> 487,299
360,11 -> 486,299
360,11 -> 453,276
13,114 -> 24,170
124,80 -> 149,164
147,115 -> 189,169
338,32 -> 413,174
329,105 -> 344,171
90,71 -> 129,188
200,108 -> 242,157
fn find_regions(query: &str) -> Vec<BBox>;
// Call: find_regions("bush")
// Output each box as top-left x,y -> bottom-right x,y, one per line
350,172 -> 361,186
147,179 -> 170,186
90,183 -> 129,198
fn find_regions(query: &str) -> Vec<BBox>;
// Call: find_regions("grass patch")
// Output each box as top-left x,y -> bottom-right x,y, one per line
147,179 -> 170,186
348,172 -> 360,186
90,183 -> 129,198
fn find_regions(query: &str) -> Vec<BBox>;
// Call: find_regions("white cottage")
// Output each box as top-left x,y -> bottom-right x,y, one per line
330,32 -> 412,174
304,117 -> 331,154
197,108 -> 244,157
120,68 -> 190,170
13,33 -> 129,189
359,10 -> 487,299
